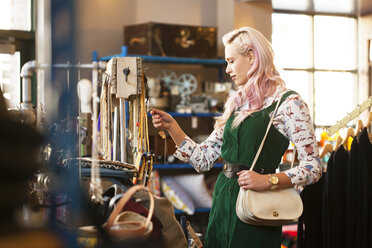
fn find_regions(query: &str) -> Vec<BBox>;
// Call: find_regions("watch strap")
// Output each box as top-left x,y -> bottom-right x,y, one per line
268,174 -> 279,190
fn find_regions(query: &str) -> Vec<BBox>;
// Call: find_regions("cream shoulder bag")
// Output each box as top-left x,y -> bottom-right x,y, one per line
235,94 -> 303,226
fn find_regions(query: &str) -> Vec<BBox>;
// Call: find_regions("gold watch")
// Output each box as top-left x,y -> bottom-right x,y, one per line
268,174 -> 279,190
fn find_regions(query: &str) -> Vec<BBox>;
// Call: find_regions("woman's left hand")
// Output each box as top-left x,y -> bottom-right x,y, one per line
237,170 -> 271,191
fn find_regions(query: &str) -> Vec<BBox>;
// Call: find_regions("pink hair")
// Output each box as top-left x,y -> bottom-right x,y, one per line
214,27 -> 285,129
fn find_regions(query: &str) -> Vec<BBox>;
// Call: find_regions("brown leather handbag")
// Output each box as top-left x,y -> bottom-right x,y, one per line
104,184 -> 154,240
78,185 -> 155,247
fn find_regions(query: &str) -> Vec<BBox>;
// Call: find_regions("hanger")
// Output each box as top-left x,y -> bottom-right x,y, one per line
334,135 -> 343,151
355,119 -> 364,137
342,127 -> 355,147
319,143 -> 334,159
366,112 -> 372,129
366,112 -> 372,142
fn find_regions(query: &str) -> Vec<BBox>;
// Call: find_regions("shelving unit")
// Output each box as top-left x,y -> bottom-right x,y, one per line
165,112 -> 218,117
148,112 -> 218,118
100,46 -> 226,81
153,162 -> 223,170
175,208 -> 211,215
100,46 -> 226,66
151,112 -> 221,172
99,47 -> 225,216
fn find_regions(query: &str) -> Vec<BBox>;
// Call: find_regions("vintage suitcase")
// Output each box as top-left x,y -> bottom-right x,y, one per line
124,22 -> 217,58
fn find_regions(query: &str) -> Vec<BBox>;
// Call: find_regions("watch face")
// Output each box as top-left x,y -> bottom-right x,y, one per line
270,175 -> 279,185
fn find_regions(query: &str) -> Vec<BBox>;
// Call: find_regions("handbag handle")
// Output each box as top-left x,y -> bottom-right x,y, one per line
249,94 -> 297,171
105,185 -> 155,234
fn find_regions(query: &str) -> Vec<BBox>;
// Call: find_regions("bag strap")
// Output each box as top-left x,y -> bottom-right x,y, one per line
105,185 -> 154,233
249,92 -> 297,171
265,90 -> 297,113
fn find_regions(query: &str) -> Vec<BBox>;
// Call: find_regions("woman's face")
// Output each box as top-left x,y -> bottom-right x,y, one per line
225,44 -> 253,87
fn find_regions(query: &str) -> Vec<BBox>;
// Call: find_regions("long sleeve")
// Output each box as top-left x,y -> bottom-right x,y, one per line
173,89 -> 322,191
173,127 -> 224,173
273,94 -> 322,192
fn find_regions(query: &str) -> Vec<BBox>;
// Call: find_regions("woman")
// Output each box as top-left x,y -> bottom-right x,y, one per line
151,27 -> 321,248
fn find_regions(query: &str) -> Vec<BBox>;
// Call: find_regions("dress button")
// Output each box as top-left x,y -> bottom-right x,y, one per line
223,164 -> 227,170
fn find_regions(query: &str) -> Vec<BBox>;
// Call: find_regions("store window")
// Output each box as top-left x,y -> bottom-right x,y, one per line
271,0 -> 357,127
0,0 -> 34,109
0,0 -> 32,31
0,52 -> 21,108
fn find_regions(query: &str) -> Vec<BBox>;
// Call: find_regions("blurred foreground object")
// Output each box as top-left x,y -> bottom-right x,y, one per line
0,88 -> 56,245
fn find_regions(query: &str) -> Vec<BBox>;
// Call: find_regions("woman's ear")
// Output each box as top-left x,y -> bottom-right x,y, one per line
248,49 -> 255,65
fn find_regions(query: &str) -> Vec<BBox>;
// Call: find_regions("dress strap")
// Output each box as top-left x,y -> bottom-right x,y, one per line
265,90 -> 298,113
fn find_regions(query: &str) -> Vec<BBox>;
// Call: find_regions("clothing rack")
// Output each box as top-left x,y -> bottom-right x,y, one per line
327,96 -> 372,136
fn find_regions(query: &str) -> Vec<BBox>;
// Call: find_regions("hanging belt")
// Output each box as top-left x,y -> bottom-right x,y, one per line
222,161 -> 276,179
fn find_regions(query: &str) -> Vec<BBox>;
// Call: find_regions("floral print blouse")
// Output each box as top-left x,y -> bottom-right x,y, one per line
173,87 -> 322,192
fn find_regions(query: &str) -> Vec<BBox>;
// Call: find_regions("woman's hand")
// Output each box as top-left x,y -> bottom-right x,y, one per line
150,109 -> 174,131
237,170 -> 271,191
150,108 -> 186,147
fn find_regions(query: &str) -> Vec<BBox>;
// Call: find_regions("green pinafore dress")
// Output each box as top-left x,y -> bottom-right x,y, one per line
204,91 -> 295,248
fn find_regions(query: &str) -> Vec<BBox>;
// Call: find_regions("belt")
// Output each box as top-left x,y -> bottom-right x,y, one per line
222,161 -> 276,179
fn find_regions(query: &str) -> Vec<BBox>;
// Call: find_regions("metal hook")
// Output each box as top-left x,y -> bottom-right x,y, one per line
123,67 -> 130,82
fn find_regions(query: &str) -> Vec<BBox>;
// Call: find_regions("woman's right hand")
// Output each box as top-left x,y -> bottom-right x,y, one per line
150,109 -> 174,131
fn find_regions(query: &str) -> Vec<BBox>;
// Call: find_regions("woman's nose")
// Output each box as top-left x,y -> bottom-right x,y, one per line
225,65 -> 231,74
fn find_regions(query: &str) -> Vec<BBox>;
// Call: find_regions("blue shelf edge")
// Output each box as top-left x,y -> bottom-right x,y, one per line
174,208 -> 211,215
149,112 -> 219,118
153,162 -> 223,170
100,46 -> 226,65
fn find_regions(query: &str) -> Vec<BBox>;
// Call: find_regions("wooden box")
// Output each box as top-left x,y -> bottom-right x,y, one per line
124,22 -> 217,58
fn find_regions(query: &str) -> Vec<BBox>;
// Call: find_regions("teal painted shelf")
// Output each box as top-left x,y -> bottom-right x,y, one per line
153,162 -> 223,170
100,47 -> 226,65
148,112 -> 220,118
174,208 -> 211,215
